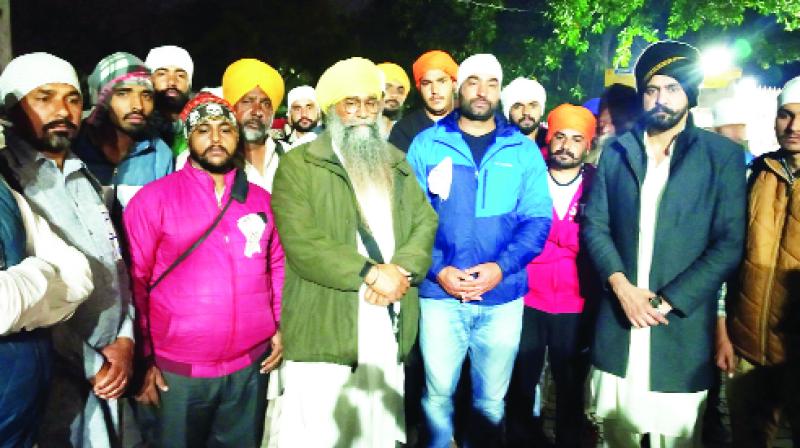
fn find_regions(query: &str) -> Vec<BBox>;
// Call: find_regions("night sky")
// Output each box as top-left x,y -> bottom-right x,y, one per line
8,0 -> 800,108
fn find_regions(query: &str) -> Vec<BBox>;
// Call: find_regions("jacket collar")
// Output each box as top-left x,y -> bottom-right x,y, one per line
614,118 -> 700,184
432,109 -> 523,167
437,108 -> 517,138
2,130 -> 103,195
181,158 -> 239,201
757,150 -> 795,184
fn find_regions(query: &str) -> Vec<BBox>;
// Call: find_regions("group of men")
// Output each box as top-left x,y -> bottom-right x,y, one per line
0,38 -> 798,448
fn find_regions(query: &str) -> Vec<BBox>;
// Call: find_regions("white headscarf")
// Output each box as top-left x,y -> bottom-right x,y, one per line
0,52 -> 81,107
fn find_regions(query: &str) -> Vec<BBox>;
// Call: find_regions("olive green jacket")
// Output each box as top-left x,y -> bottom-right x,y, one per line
271,132 -> 438,366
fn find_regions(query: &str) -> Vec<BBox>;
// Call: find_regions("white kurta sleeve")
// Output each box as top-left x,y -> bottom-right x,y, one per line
0,190 -> 93,335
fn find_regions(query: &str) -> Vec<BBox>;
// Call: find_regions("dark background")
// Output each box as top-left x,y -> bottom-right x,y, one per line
9,0 -> 800,110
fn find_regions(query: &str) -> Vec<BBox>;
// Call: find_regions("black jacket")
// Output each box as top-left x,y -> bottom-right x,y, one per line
581,122 -> 746,392
388,108 -> 435,153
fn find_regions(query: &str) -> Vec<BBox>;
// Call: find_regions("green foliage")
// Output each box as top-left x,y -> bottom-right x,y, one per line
496,0 -> 800,106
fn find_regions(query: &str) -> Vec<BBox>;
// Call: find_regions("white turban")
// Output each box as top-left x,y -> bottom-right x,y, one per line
779,76 -> 800,107
457,54 -> 503,91
145,45 -> 194,84
200,86 -> 223,98
500,77 -> 547,119
287,85 -> 318,110
712,97 -> 748,127
0,52 -> 81,107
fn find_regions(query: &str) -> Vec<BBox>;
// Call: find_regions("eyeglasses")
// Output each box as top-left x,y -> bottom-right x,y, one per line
342,97 -> 380,114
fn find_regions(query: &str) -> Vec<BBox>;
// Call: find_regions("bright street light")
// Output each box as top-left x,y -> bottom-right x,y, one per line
701,46 -> 734,78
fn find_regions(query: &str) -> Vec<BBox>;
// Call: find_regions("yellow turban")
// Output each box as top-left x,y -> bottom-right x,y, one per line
315,57 -> 383,113
222,58 -> 285,110
377,62 -> 410,94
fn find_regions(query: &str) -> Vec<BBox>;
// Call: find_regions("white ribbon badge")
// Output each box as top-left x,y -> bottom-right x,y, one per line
427,156 -> 453,200
237,213 -> 266,258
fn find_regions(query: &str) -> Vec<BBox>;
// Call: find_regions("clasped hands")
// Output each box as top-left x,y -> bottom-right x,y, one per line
437,263 -> 503,302
363,264 -> 412,306
89,336 -> 134,400
609,272 -> 672,328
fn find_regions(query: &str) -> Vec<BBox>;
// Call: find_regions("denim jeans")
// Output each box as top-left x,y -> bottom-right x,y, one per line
419,297 -> 523,448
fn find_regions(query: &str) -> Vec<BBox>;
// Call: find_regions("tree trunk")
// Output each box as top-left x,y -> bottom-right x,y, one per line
0,0 -> 11,70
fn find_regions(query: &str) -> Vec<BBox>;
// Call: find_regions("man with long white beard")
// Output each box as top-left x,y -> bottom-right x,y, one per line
271,57 -> 438,447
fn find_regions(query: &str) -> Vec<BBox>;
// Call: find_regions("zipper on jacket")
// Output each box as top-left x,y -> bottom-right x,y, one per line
759,179 -> 791,363
481,170 -> 488,209
223,219 -> 238,357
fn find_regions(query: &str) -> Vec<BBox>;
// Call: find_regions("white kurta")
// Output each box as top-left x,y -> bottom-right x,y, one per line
244,138 -> 282,193
590,140 -> 707,439
276,153 -> 405,447
547,174 -> 582,220
175,139 -> 285,192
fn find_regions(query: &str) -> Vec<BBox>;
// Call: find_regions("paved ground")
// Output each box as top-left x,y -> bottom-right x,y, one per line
537,370 -> 795,447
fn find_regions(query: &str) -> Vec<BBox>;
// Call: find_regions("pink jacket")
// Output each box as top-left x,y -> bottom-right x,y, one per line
125,163 -> 284,378
525,169 -> 593,314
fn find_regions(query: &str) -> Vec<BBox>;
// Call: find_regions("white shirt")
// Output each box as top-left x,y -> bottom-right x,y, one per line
244,138 -> 283,192
547,173 -> 582,220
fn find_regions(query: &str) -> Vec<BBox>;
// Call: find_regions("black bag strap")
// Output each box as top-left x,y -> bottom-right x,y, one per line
356,218 -> 400,342
275,141 -> 286,157
147,169 -> 249,293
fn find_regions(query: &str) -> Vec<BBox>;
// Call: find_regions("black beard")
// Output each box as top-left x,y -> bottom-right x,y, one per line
38,119 -> 78,152
189,146 -> 236,174
548,148 -> 584,169
113,118 -> 153,141
645,104 -> 688,131
291,119 -> 318,133
515,119 -> 540,135
8,108 -> 76,153
549,156 -> 583,170
38,133 -> 73,153
154,89 -> 190,115
383,107 -> 402,120
459,97 -> 495,122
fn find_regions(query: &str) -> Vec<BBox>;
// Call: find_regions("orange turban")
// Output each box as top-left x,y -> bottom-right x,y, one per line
546,104 -> 597,144
412,50 -> 458,90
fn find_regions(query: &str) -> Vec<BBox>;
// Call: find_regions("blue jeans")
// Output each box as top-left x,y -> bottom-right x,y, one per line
0,330 -> 51,448
420,297 -> 523,448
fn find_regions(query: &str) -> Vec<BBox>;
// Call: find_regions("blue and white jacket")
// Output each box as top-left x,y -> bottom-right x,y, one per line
407,111 -> 552,305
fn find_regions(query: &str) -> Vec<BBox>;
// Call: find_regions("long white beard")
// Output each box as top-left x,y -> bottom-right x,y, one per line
327,110 -> 394,207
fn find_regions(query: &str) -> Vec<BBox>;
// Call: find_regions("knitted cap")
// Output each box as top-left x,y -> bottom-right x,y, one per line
88,52 -> 152,106
180,92 -> 238,138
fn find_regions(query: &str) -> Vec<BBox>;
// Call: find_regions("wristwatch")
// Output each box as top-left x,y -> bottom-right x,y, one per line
649,295 -> 663,309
